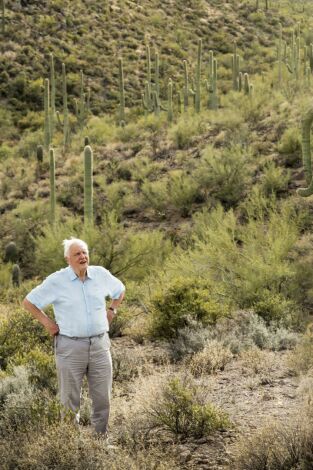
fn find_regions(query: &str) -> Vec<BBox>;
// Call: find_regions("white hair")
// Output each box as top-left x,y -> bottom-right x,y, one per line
62,238 -> 89,258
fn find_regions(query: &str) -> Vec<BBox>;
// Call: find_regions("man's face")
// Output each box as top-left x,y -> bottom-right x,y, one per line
66,243 -> 89,273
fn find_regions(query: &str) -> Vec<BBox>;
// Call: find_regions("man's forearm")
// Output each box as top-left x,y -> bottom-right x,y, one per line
22,298 -> 59,335
109,291 -> 125,310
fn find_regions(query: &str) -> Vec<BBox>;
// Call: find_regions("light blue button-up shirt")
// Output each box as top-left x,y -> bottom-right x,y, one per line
26,265 -> 125,337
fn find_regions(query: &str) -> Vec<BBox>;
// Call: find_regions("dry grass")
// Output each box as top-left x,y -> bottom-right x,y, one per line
188,340 -> 233,377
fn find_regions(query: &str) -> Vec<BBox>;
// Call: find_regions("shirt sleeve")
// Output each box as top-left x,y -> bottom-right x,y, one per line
26,275 -> 57,310
99,267 -> 125,299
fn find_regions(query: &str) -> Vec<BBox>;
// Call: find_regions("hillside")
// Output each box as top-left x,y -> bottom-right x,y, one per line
2,1 -> 313,469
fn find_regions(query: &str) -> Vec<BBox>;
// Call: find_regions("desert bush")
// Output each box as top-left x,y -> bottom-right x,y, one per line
0,308 -> 52,369
233,415 -> 313,470
82,115 -> 117,145
188,340 -> 233,377
111,346 -> 148,383
147,376 -> 230,439
7,347 -> 57,393
141,171 -> 200,217
259,161 -> 290,196
150,276 -> 231,339
173,201 -> 302,323
169,323 -> 212,361
0,366 -> 60,438
212,311 -> 299,354
195,144 -> 252,207
7,421 -> 179,470
277,126 -> 301,155
287,327 -> 313,375
168,112 -> 208,149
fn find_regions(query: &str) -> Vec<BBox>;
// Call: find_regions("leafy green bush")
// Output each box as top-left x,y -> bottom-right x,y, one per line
0,309 -> 52,369
168,112 -> 208,149
0,366 -> 60,438
150,276 -> 231,339
8,348 -> 57,393
148,376 -> 230,438
277,126 -> 301,155
195,144 -> 252,207
259,161 -> 290,196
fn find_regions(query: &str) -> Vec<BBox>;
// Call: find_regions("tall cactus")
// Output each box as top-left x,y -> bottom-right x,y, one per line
145,45 -> 152,110
167,79 -> 173,123
297,108 -> 313,197
56,63 -> 70,150
118,57 -> 125,126
50,53 -> 56,139
44,78 -> 51,152
183,60 -> 189,112
49,148 -> 56,224
195,38 -> 202,113
12,264 -> 21,287
207,50 -> 218,110
84,145 -> 93,226
232,43 -> 240,91
277,23 -> 283,85
4,241 -> 18,263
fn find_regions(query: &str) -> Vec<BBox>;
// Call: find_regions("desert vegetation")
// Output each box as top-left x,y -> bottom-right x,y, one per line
2,0 -> 313,468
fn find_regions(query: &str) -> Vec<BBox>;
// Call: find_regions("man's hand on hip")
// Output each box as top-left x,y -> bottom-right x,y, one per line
43,317 -> 60,336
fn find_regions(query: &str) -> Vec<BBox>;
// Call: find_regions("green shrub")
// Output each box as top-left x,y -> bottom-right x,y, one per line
195,144 -> 252,207
0,309 -> 52,369
277,127 -> 301,155
8,348 -> 57,393
0,366 -> 60,438
259,161 -> 290,196
168,113 -> 208,149
148,376 -> 230,438
252,289 -> 298,324
86,116 -> 117,145
150,276 -> 230,339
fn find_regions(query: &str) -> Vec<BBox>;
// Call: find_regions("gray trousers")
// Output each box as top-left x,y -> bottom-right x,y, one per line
55,333 -> 112,433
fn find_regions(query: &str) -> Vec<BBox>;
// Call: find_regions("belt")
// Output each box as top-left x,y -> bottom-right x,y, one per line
58,332 -> 106,340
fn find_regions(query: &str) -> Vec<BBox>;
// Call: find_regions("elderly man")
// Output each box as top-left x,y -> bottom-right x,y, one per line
22,237 -> 125,435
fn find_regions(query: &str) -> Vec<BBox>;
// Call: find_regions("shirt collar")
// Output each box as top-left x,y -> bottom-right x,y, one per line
68,266 -> 93,281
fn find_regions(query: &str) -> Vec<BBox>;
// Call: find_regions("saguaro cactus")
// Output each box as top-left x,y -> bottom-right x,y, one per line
297,108 -> 313,197
50,53 -> 56,139
84,145 -> 93,225
12,264 -> 21,287
49,148 -> 56,223
36,145 -> 44,163
195,38 -> 202,113
4,242 -> 17,263
44,78 -> 51,151
232,43 -> 240,91
118,57 -> 125,126
167,79 -> 173,123
56,63 -> 70,150
207,50 -> 218,110
183,60 -> 189,112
